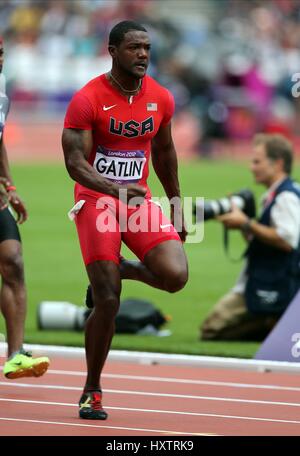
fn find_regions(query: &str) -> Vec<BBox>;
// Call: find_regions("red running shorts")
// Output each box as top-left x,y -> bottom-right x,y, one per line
74,192 -> 181,266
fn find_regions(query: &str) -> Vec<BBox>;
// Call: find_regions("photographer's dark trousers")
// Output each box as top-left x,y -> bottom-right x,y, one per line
200,292 -> 278,341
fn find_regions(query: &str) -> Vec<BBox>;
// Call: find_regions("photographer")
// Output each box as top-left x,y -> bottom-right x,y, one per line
200,134 -> 300,341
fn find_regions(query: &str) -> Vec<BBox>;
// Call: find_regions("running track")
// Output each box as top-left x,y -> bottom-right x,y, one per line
1,355 -> 300,436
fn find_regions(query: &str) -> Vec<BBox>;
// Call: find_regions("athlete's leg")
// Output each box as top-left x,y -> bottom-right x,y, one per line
143,240 -> 188,292
120,240 -> 188,292
0,239 -> 26,357
121,198 -> 188,291
0,209 -> 49,378
84,260 -> 121,392
120,257 -> 164,288
74,196 -> 122,418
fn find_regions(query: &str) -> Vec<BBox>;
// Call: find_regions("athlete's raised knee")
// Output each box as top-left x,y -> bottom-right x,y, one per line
164,267 -> 188,293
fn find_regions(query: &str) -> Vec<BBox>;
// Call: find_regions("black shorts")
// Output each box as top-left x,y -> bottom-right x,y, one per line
0,208 -> 21,243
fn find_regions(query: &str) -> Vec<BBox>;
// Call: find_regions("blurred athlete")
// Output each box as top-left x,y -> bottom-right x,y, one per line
0,36 -> 49,378
62,21 -> 188,420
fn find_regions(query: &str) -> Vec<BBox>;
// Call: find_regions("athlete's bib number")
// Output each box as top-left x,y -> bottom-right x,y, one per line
93,146 -> 146,184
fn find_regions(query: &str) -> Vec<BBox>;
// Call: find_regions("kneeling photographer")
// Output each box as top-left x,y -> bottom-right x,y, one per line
200,133 -> 300,341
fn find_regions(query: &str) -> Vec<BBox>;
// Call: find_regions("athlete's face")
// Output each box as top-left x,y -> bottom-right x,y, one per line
112,31 -> 151,79
0,43 -> 4,74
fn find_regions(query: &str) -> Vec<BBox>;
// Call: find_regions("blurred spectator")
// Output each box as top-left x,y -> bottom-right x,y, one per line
1,0 -> 300,154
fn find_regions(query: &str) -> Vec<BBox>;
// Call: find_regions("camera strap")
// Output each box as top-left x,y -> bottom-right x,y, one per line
223,226 -> 247,262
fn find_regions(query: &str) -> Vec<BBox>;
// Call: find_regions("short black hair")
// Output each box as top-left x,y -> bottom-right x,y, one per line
109,20 -> 147,47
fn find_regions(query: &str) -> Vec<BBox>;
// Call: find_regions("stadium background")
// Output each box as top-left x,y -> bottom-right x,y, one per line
0,0 -> 299,358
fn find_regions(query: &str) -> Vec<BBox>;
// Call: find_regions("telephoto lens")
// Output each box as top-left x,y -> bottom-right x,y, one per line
194,189 -> 256,222
37,301 -> 87,330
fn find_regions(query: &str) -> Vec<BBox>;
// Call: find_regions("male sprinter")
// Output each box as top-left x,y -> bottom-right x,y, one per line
62,21 -> 188,420
0,37 -> 50,378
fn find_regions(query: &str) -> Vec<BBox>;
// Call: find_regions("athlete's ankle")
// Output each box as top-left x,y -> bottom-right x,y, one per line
7,346 -> 24,360
83,386 -> 102,394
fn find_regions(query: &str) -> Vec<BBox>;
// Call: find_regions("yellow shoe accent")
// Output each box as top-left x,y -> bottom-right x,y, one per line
3,352 -> 50,379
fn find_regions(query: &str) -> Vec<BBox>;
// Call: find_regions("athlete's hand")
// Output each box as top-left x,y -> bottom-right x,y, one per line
118,184 -> 147,206
171,206 -> 188,242
8,191 -> 28,224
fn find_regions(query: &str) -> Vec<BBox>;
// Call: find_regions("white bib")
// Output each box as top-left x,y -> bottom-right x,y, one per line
93,146 -> 146,184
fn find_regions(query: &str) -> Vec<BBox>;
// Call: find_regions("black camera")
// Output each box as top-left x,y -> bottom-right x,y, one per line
194,189 -> 256,222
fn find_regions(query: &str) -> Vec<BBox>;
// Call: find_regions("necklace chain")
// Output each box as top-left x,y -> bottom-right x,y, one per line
109,72 -> 141,94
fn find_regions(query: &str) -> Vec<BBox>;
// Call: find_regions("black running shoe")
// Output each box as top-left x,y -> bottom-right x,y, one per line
79,391 -> 108,420
85,285 -> 94,309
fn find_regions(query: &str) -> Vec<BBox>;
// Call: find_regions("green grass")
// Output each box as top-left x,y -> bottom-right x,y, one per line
0,159 -> 298,358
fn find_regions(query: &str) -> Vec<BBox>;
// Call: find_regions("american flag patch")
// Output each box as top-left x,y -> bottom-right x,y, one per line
147,103 -> 157,111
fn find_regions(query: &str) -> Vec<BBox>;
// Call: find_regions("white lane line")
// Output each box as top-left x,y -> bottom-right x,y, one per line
3,365 -> 300,393
2,343 -> 300,374
0,416 -> 209,436
47,369 -> 300,393
0,381 -> 81,391
1,397 -> 300,427
0,396 -> 221,419
1,381 -> 300,408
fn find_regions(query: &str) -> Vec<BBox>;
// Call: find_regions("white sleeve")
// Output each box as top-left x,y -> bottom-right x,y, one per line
0,74 -> 6,95
270,191 -> 300,248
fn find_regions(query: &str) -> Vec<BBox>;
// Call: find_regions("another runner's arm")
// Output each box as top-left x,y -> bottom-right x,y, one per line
0,137 -> 9,209
0,94 -> 14,185
0,136 -> 14,184
0,135 -> 27,222
151,123 -> 187,241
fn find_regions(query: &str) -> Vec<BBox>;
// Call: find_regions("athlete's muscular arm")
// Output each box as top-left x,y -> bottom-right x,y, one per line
62,128 -> 117,195
62,128 -> 146,200
0,137 -> 27,222
0,138 -> 10,209
151,123 -> 187,241
0,137 -> 13,183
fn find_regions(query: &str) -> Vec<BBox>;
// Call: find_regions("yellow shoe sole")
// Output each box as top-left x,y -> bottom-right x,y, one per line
5,361 -> 50,379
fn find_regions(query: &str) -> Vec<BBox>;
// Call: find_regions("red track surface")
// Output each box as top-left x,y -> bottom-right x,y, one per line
1,355 -> 300,436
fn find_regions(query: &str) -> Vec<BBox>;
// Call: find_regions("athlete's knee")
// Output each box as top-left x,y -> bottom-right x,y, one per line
92,288 -> 120,318
103,295 -> 120,317
164,266 -> 188,293
0,251 -> 24,284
